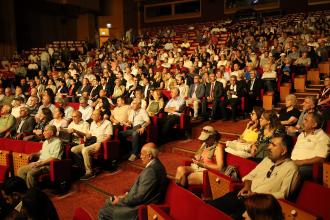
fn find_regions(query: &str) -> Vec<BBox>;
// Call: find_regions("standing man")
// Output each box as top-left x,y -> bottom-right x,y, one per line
99,143 -> 168,220
17,125 -> 63,188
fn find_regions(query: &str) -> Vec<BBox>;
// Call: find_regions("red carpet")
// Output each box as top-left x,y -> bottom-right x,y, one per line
51,183 -> 106,220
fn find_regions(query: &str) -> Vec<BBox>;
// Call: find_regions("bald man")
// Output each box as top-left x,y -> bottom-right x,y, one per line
99,142 -> 168,220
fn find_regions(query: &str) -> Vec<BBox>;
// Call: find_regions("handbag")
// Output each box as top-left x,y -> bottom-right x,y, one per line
84,136 -> 97,147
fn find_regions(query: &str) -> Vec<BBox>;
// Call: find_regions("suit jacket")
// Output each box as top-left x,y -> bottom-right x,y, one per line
76,85 -> 91,96
14,116 -> 35,134
246,78 -> 263,98
205,81 -> 223,99
114,158 -> 168,220
188,83 -> 205,99
90,85 -> 102,100
225,82 -> 245,99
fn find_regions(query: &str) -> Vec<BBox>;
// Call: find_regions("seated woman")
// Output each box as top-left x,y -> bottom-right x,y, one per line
56,79 -> 69,97
175,126 -> 224,187
146,90 -> 164,117
23,108 -> 53,141
250,110 -> 284,162
279,94 -> 300,127
225,106 -> 263,158
261,64 -> 277,93
49,107 -> 68,131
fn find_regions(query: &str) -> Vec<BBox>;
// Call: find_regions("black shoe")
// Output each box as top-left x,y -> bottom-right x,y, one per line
80,173 -> 96,181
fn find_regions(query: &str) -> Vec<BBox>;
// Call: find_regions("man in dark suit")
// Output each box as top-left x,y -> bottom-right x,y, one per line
126,76 -> 142,103
246,70 -> 263,113
12,106 -> 35,140
220,75 -> 245,121
98,142 -> 168,220
89,78 -> 102,102
186,75 -> 205,119
202,73 -> 224,120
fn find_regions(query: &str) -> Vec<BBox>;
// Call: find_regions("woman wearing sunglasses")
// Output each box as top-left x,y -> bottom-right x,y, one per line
175,126 -> 224,187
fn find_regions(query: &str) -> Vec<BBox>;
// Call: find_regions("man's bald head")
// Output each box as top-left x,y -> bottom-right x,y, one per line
141,142 -> 159,165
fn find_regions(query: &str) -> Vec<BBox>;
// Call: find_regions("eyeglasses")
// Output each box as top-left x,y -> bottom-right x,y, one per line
266,164 -> 276,178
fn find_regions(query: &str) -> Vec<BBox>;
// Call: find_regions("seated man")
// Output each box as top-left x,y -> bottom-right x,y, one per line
17,125 -> 63,188
186,75 -> 205,119
71,109 -> 112,180
201,73 -> 224,120
160,88 -> 185,141
208,134 -> 300,219
66,110 -> 90,145
119,98 -> 150,161
78,97 -> 93,122
98,143 -> 168,220
110,97 -> 130,131
0,104 -> 16,138
291,112 -> 330,180
56,97 -> 73,121
12,106 -> 35,140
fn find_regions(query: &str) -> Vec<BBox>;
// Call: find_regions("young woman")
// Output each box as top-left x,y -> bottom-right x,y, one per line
175,126 -> 224,187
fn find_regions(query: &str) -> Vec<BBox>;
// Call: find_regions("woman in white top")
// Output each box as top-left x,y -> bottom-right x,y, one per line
49,107 -> 68,131
217,53 -> 228,68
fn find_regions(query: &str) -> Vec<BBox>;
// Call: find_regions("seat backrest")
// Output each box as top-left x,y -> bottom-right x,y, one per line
296,181 -> 330,220
72,207 -> 92,220
22,141 -> 42,154
0,139 -> 24,152
226,153 -> 257,179
68,102 -> 80,110
164,182 -> 230,220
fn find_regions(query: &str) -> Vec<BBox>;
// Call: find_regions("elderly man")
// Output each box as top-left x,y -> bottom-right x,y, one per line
35,94 -> 55,121
66,110 -> 90,145
71,109 -> 112,180
110,97 -> 130,131
98,143 -> 168,220
78,97 -> 93,122
0,105 -> 16,138
0,88 -> 14,106
160,88 -> 185,142
209,134 -> 300,219
291,112 -> 330,180
57,97 -> 73,121
12,106 -> 35,140
119,98 -> 150,161
186,75 -> 205,119
17,125 -> 63,188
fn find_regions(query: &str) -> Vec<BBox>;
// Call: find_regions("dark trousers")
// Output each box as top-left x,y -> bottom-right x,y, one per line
119,129 -> 141,156
160,114 -> 180,140
201,98 -> 220,119
220,98 -> 240,120
208,191 -> 245,220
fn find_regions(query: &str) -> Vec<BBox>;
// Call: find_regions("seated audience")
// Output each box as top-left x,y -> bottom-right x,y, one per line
35,94 -> 55,121
78,97 -> 93,122
0,88 -> 14,106
225,106 -> 263,158
56,97 -> 73,121
12,106 -> 35,140
119,98 -> 150,161
71,109 -> 112,180
66,110 -> 90,145
250,110 -> 284,162
209,134 -> 299,219
110,97 -> 131,130
1,176 -> 28,219
146,90 -> 164,117
23,108 -> 53,141
242,193 -> 284,220
186,75 -> 205,119
19,188 -> 59,220
98,143 -> 168,220
279,94 -> 301,126
49,107 -> 68,131
0,105 -> 16,138
11,97 -> 26,119
291,112 -> 330,180
175,126 -> 224,187
17,125 -> 63,188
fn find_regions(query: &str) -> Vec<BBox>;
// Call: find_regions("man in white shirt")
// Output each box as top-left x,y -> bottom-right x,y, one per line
119,98 -> 150,161
71,109 -> 112,180
291,112 -> 330,180
78,97 -> 93,122
66,110 -> 90,145
176,75 -> 189,99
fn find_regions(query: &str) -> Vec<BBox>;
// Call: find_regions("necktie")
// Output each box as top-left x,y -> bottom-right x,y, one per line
210,83 -> 214,98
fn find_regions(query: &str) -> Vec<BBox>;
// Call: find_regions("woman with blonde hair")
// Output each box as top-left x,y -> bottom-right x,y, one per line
279,94 -> 300,126
146,90 -> 164,116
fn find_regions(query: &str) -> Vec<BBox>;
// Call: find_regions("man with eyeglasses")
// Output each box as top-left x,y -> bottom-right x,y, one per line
209,134 -> 299,219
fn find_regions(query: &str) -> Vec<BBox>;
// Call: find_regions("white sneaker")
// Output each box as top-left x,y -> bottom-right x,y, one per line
128,154 -> 137,161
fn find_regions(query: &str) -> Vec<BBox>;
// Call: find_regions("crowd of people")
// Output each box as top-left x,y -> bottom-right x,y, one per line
0,9 -> 329,220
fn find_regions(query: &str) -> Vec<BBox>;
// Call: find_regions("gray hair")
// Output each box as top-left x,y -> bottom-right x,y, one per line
45,125 -> 57,135
305,96 -> 317,107
143,143 -> 159,158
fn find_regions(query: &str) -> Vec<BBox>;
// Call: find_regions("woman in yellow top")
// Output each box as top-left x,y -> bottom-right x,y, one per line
225,106 -> 263,158
175,126 -> 224,187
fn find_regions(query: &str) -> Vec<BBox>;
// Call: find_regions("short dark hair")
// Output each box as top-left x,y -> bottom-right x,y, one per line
308,112 -> 323,129
273,133 -> 293,157
2,176 -> 27,195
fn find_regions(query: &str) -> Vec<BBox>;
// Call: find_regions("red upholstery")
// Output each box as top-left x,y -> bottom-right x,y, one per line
68,102 -> 80,110
295,181 -> 330,220
226,153 -> 257,178
160,182 -> 231,220
0,165 -> 9,183
73,207 -> 92,220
